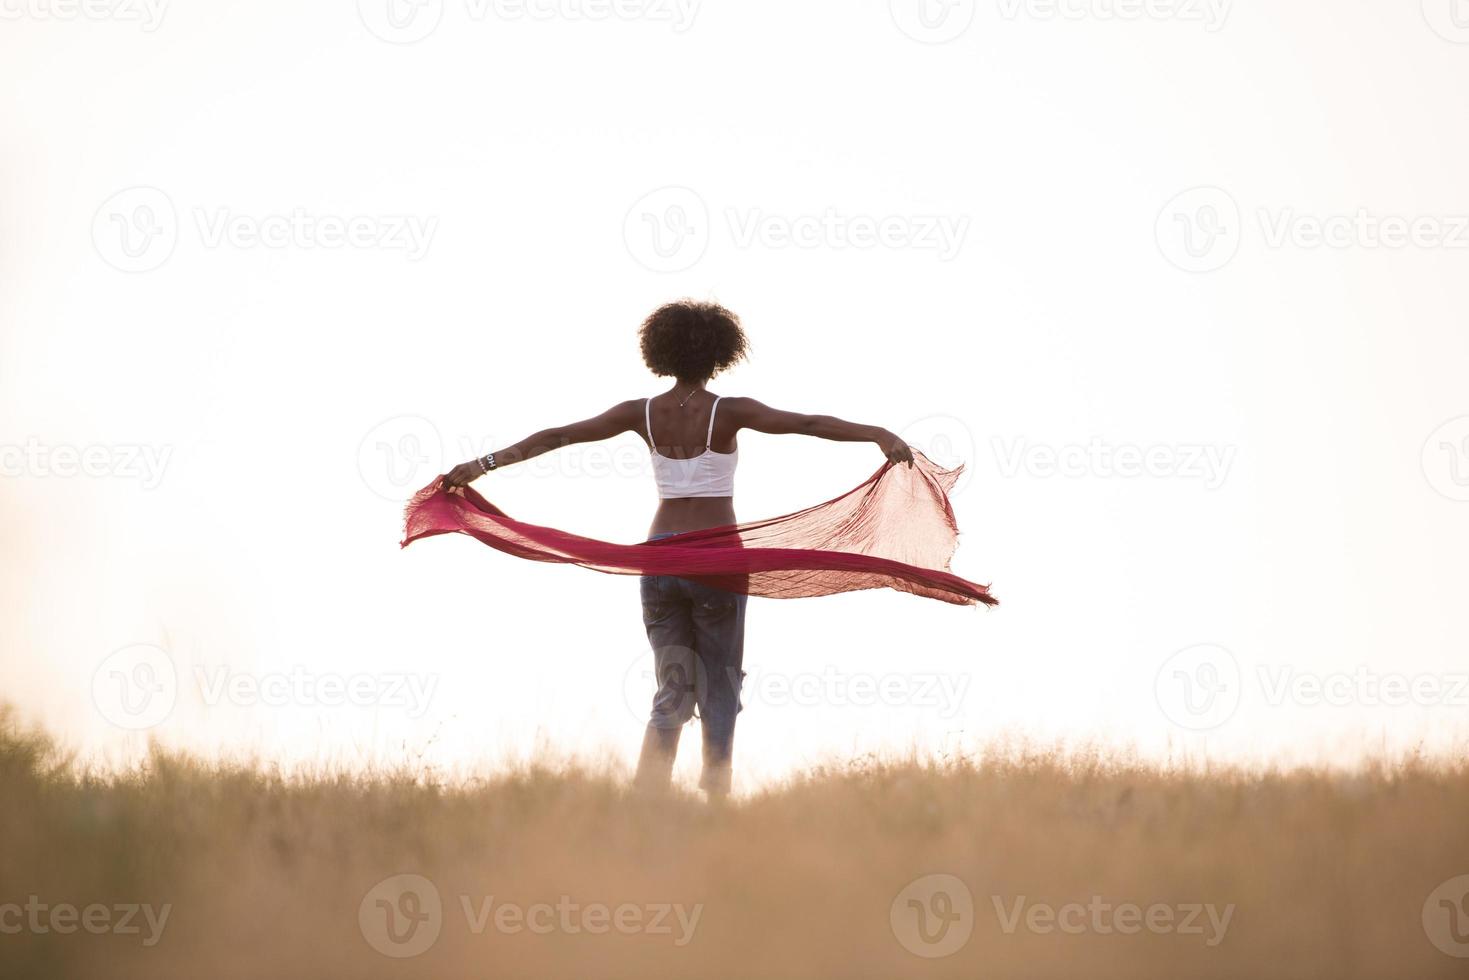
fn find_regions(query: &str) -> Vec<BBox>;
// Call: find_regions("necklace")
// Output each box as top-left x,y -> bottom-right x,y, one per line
677,385 -> 701,407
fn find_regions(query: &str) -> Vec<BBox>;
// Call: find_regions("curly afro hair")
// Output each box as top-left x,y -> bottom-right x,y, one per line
638,300 -> 749,382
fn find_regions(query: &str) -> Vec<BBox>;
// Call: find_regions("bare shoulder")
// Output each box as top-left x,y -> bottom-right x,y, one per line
561,399 -> 647,442
597,398 -> 648,427
720,396 -> 797,426
717,396 -> 763,421
611,397 -> 646,416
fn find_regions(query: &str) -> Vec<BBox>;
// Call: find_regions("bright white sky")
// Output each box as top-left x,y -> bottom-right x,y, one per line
3,1 -> 1468,789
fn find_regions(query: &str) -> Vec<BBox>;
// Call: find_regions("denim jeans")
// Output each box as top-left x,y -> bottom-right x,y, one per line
636,533 -> 749,796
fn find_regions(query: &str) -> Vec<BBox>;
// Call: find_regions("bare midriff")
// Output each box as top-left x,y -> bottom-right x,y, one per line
648,496 -> 736,538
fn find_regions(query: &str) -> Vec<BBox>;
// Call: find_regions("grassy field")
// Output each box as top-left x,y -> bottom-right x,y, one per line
3,708 -> 1468,979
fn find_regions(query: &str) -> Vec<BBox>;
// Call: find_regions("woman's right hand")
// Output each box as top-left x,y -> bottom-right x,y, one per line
442,460 -> 484,489
876,430 -> 914,468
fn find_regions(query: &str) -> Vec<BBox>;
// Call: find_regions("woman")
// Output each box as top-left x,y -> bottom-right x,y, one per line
442,300 -> 915,798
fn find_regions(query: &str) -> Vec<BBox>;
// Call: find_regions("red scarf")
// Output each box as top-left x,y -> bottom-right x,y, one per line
402,451 -> 997,607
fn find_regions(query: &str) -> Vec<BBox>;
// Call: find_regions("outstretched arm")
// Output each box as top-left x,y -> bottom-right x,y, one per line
442,399 -> 644,488
724,397 -> 913,467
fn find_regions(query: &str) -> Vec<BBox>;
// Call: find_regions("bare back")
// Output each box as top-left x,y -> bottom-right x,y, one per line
644,389 -> 738,536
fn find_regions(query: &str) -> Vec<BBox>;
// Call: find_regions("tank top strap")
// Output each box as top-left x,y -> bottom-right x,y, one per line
705,396 -> 723,448
645,398 -> 654,445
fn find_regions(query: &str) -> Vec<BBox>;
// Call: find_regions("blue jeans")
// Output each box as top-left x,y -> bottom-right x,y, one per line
636,533 -> 749,796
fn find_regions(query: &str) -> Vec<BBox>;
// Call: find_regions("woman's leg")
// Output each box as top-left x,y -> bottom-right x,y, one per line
635,574 -> 697,791
686,580 -> 749,798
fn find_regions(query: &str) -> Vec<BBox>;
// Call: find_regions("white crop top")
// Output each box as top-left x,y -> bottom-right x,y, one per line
647,396 -> 738,499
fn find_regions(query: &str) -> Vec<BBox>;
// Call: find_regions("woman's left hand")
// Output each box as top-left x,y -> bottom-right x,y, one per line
876,431 -> 915,468
442,460 -> 484,489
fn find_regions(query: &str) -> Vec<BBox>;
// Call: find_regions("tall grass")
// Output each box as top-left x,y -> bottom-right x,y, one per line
2,707 -> 1467,979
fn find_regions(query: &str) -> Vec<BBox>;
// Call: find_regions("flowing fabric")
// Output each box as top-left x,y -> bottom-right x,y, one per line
401,451 -> 997,607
